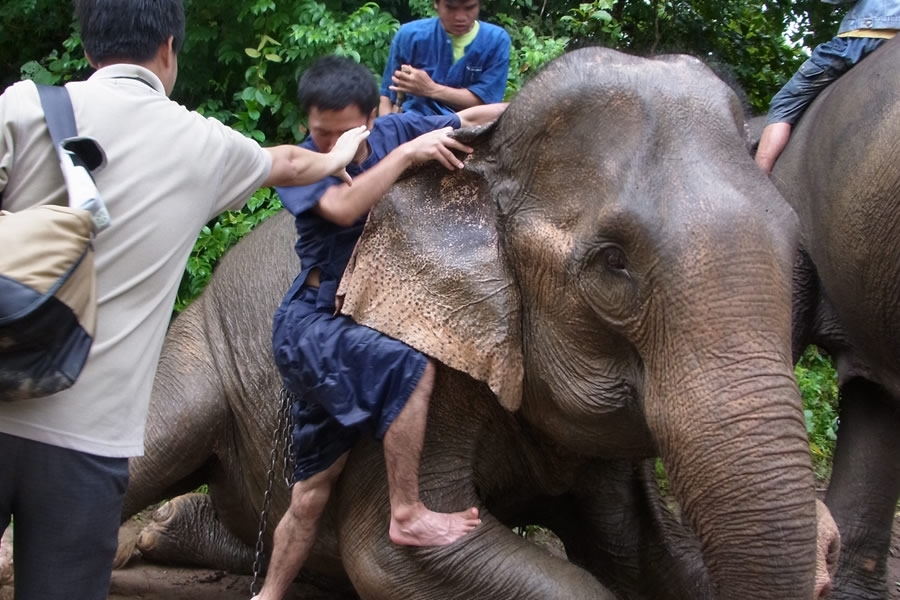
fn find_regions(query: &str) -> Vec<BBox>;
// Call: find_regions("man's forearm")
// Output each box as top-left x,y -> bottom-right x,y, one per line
263,145 -> 342,188
378,95 -> 395,117
315,147 -> 412,226
429,85 -> 483,111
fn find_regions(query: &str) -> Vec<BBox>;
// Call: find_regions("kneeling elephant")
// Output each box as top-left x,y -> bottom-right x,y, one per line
122,47 -> 826,599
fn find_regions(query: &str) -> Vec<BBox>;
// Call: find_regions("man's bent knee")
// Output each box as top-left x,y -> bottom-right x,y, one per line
288,453 -> 349,520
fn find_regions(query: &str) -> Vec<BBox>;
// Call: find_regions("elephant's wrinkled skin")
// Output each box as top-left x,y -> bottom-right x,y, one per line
774,36 -> 900,600
121,47 -> 818,599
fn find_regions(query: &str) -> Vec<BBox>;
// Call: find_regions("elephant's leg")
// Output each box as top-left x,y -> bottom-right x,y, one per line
133,492 -> 256,572
337,439 -> 617,600
562,460 -> 711,600
121,329 -> 230,519
826,378 -> 900,600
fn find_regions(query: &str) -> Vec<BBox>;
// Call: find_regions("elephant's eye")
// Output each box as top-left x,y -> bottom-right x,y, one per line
601,246 -> 628,272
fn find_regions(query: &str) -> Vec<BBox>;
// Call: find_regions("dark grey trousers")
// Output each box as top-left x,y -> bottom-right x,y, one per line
0,432 -> 129,599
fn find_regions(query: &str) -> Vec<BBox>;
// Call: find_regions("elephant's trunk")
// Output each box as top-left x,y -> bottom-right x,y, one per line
645,321 -> 816,597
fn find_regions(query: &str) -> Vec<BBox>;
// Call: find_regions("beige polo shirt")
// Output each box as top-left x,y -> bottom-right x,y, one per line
0,65 -> 272,456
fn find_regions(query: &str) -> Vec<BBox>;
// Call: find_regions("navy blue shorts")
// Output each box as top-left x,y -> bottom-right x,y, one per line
0,433 -> 129,600
766,36 -> 887,125
272,286 -> 428,481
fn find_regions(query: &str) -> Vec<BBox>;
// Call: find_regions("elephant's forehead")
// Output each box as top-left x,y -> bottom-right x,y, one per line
504,49 -> 737,141
543,47 -> 723,98
513,216 -> 575,258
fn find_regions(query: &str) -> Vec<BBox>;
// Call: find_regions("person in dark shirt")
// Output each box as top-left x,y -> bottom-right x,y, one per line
255,56 -> 506,600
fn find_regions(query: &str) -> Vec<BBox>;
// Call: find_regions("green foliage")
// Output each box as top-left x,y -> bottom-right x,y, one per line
407,0 -> 435,19
0,0 -> 78,88
558,0 -> 622,45
484,0 -> 821,114
17,31 -> 90,85
795,346 -> 840,481
182,0 -> 399,147
655,457 -> 671,497
495,14 -> 568,98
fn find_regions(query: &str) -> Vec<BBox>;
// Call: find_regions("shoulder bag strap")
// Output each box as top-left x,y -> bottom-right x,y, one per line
36,84 -> 78,158
0,84 -> 78,211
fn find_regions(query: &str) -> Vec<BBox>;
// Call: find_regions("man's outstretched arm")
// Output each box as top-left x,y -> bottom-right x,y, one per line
263,126 -> 369,187
315,128 -> 473,227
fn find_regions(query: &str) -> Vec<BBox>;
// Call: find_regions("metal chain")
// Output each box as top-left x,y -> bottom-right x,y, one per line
281,388 -> 296,487
250,388 -> 296,597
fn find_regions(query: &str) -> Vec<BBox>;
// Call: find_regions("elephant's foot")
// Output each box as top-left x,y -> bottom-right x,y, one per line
829,569 -> 888,600
826,531 -> 890,600
815,499 -> 840,598
825,380 -> 900,600
136,492 -> 256,574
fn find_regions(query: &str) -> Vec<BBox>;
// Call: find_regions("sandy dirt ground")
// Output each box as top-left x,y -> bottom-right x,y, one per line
106,513 -> 900,599
2,512 -> 900,599
107,562 -> 357,600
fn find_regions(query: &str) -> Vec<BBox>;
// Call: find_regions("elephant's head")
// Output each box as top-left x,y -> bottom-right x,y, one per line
339,47 -> 816,597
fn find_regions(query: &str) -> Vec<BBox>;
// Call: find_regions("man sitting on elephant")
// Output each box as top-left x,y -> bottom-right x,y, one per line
254,56 -> 507,599
755,0 -> 899,173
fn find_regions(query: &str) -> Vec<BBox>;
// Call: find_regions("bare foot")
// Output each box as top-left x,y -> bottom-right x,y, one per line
389,504 -> 480,546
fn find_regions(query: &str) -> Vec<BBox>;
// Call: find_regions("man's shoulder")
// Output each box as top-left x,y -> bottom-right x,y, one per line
477,21 -> 511,42
3,79 -> 38,98
396,17 -> 441,38
1,79 -> 39,111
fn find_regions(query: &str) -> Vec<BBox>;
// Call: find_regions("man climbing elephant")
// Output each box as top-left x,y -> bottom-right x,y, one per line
253,56 -> 506,599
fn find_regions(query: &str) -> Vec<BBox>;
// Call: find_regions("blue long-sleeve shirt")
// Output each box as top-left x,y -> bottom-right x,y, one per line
380,17 -> 510,116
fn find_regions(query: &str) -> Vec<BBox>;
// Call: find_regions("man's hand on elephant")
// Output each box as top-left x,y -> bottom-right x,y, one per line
402,127 -> 472,171
390,65 -> 437,98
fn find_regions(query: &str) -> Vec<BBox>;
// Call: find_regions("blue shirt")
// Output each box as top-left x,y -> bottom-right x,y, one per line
380,17 -> 511,116
824,0 -> 900,33
275,112 -> 461,309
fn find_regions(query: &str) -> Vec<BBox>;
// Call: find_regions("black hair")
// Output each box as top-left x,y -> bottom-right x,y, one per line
73,0 -> 185,64
297,56 -> 379,116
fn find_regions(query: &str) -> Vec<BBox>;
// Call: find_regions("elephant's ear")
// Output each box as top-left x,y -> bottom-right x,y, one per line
337,129 -> 524,412
745,114 -> 766,157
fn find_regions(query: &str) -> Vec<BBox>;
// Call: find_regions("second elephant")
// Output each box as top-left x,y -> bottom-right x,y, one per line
774,36 -> 900,600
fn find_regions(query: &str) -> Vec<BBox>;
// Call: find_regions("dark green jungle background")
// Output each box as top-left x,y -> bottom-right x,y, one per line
1,0 -> 841,478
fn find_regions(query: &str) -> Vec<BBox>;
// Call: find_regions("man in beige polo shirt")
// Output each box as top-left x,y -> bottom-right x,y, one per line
0,1 -> 367,598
